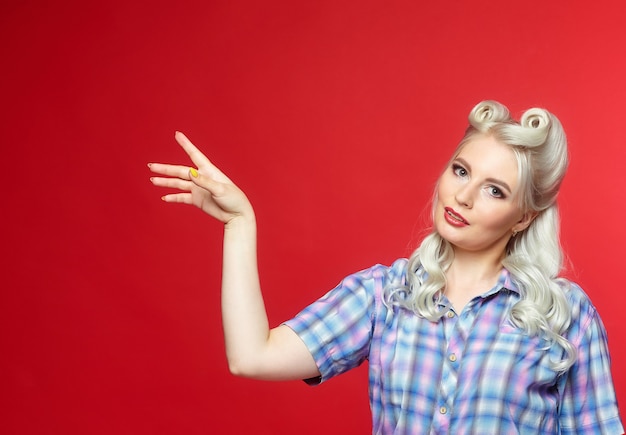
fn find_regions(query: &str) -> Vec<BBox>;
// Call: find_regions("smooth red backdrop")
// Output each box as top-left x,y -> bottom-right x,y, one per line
1,1 -> 624,433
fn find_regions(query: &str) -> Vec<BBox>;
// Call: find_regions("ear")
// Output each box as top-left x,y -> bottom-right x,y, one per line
512,210 -> 538,233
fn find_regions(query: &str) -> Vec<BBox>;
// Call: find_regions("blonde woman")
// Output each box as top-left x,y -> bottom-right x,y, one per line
149,101 -> 623,434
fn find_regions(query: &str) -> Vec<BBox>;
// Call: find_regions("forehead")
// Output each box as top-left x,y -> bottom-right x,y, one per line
455,136 -> 519,186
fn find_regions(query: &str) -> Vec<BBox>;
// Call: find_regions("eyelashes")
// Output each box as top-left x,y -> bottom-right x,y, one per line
450,163 -> 507,199
452,163 -> 468,177
488,186 -> 505,199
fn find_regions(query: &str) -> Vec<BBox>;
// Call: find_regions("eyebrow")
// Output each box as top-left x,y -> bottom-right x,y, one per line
454,157 -> 513,194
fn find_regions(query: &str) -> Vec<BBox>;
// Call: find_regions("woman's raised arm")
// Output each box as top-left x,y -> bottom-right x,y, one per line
149,132 -> 319,381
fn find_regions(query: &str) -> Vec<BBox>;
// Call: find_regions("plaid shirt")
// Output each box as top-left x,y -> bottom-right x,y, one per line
284,259 -> 623,434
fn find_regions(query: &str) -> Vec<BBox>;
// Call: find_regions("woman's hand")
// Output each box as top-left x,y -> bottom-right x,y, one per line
149,132 -> 253,224
149,132 -> 319,381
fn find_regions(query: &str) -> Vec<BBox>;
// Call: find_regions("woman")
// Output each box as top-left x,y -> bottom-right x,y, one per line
149,101 -> 623,433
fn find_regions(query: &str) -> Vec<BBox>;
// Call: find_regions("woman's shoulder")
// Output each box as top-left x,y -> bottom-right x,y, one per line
561,279 -> 597,312
338,258 -> 409,300
355,258 -> 409,282
559,279 -> 603,336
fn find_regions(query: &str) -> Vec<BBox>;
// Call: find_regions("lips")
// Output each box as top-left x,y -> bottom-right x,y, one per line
444,207 -> 469,226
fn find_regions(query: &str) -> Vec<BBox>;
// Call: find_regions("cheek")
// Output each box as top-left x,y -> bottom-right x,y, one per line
436,175 -> 453,198
480,207 -> 522,231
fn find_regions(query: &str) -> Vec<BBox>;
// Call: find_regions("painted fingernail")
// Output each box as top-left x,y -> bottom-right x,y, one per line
190,167 -> 199,178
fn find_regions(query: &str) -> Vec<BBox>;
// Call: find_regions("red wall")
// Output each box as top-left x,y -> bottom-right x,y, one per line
2,1 -> 625,433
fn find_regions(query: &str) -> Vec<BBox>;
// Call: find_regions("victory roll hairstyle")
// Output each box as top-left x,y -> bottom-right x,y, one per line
385,100 -> 575,372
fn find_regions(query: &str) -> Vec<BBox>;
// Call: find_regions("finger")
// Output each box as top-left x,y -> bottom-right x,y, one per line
150,176 -> 194,191
188,167 -> 227,197
174,132 -> 233,183
161,192 -> 193,204
148,162 -> 195,180
174,131 -> 212,169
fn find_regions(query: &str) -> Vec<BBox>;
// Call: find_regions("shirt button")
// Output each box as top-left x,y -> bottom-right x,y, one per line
446,311 -> 454,318
449,354 -> 457,362
440,406 -> 448,414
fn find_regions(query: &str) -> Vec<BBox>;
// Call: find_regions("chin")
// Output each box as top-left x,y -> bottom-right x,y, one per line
435,227 -> 462,248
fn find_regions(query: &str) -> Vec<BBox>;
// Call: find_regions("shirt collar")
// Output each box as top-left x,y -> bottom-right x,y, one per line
434,267 -> 520,309
482,267 -> 520,298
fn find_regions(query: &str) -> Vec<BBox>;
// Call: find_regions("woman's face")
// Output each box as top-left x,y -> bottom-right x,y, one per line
434,134 -> 533,258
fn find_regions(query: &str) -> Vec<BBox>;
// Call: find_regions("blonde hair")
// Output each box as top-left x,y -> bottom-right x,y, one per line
386,100 -> 575,372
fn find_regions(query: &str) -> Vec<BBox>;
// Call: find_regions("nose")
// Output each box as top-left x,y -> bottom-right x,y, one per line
455,184 -> 474,208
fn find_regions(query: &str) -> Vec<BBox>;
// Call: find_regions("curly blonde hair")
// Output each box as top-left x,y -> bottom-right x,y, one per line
386,100 -> 575,372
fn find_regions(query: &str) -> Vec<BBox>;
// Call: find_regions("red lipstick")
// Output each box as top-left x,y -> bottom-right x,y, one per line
444,207 -> 469,227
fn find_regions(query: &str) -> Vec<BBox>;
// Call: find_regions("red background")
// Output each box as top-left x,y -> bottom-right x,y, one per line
2,1 -> 625,433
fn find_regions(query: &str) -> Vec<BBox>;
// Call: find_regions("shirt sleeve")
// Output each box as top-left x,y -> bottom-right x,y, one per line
558,286 -> 624,434
283,260 -> 405,385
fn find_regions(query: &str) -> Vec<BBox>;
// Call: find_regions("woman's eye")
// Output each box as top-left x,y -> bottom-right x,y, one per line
452,164 -> 467,177
489,186 -> 504,198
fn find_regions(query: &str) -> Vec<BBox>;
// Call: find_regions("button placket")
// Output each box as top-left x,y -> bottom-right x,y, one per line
437,306 -> 459,430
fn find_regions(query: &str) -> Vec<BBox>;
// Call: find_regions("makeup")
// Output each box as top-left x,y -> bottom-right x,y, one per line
444,207 -> 469,227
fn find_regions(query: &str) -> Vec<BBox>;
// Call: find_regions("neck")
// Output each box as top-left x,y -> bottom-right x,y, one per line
443,247 -> 505,310
447,247 -> 504,285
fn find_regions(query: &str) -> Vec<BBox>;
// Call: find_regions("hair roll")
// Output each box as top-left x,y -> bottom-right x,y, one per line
385,100 -> 575,372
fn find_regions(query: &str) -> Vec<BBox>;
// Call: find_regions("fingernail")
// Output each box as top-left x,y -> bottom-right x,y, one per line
190,167 -> 199,178
147,163 -> 152,168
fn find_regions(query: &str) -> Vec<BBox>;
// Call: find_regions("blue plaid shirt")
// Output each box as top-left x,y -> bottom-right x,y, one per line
284,259 -> 623,434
